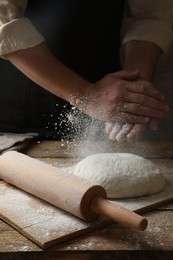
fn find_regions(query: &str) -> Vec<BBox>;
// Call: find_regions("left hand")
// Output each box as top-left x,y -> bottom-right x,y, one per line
105,119 -> 157,142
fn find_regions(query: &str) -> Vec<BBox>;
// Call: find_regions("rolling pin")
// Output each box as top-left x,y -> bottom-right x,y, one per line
0,151 -> 148,231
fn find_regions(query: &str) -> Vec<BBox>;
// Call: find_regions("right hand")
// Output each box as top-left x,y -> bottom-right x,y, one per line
76,70 -> 168,124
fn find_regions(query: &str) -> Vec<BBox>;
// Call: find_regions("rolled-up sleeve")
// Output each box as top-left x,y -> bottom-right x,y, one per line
122,0 -> 173,52
0,0 -> 45,56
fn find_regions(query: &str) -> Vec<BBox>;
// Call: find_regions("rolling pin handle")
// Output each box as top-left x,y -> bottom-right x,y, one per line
90,196 -> 148,231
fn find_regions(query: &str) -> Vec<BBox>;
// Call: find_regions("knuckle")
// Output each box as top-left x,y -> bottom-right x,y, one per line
137,84 -> 145,92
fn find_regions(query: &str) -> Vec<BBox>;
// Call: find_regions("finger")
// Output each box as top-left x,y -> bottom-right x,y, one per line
119,102 -> 165,119
105,122 -> 114,134
150,118 -> 158,131
124,93 -> 169,112
109,123 -> 122,141
114,112 -> 150,124
111,70 -> 140,80
116,124 -> 133,142
127,124 -> 146,142
127,82 -> 165,101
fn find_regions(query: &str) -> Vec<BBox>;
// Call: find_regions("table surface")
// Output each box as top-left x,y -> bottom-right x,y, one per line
0,140 -> 173,259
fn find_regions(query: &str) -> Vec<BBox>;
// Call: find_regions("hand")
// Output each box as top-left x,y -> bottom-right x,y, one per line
76,70 -> 168,124
105,119 -> 158,142
105,122 -> 145,142
104,75 -> 170,142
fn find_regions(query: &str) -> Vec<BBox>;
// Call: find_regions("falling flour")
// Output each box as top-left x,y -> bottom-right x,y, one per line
73,153 -> 166,199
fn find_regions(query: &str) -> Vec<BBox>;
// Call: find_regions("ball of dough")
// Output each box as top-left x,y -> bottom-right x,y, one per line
73,153 -> 165,199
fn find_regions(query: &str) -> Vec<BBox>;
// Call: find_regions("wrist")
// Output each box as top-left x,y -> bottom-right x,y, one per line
123,40 -> 162,81
69,82 -> 95,113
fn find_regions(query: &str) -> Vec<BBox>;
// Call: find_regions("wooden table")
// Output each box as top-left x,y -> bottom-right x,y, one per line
1,140 -> 173,259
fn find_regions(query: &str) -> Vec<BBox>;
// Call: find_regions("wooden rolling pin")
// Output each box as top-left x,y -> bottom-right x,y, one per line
0,151 -> 148,231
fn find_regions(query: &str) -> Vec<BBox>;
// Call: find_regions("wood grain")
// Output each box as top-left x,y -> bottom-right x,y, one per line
0,170 -> 173,249
1,210 -> 173,252
24,141 -> 173,159
1,141 -> 173,252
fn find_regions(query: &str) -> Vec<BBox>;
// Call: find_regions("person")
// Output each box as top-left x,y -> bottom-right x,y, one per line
0,0 -> 172,141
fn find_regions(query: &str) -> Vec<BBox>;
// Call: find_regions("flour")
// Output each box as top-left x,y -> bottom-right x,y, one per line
73,153 -> 166,199
0,181 -> 90,246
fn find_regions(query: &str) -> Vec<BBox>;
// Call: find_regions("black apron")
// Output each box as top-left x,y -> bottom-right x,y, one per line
0,1 -> 125,138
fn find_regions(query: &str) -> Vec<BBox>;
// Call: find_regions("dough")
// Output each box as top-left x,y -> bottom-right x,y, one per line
73,153 -> 165,199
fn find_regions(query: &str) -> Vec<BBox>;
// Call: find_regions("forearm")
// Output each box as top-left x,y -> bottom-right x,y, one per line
119,40 -> 163,141
5,43 -> 89,105
122,40 -> 162,81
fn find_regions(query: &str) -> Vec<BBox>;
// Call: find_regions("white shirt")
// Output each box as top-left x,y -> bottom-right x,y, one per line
0,0 -> 173,56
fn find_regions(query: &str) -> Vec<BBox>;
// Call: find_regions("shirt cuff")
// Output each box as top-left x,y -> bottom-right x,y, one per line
0,17 -> 45,56
122,19 -> 173,53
